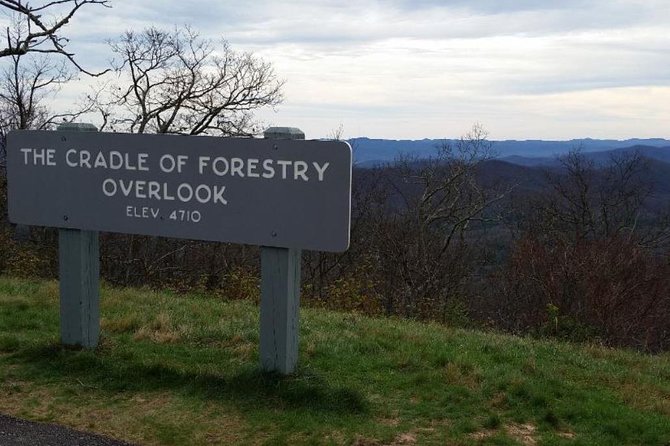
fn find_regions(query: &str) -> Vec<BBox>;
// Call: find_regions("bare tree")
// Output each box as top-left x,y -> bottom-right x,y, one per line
0,0 -> 110,75
0,54 -> 69,127
0,50 -> 102,164
536,149 -> 657,243
99,26 -> 283,136
373,123 -> 507,318
0,52 -> 68,165
0,0 -> 110,158
327,123 -> 344,141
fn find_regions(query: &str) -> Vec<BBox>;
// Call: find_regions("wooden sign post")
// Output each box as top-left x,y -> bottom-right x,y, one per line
57,123 -> 100,349
260,127 -> 305,374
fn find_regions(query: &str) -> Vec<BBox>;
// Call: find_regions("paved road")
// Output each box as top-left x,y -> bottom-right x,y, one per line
0,414 -> 137,446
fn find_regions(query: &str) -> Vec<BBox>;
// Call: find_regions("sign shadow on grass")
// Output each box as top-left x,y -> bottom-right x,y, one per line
14,343 -> 369,415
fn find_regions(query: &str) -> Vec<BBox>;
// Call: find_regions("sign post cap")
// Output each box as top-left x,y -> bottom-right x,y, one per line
56,122 -> 98,132
263,127 -> 305,140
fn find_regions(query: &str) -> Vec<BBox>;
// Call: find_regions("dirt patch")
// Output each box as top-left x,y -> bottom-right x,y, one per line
470,429 -> 495,441
391,432 -> 417,445
352,435 -> 380,446
558,430 -> 576,439
352,431 -> 419,446
506,423 -> 537,446
470,423 -> 537,445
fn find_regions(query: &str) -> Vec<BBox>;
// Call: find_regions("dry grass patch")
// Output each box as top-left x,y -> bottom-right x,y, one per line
133,312 -> 189,344
442,362 -> 481,389
0,382 -> 247,446
0,296 -> 31,307
377,413 -> 400,427
618,380 -> 670,416
39,281 -> 59,302
488,391 -> 509,409
101,315 -> 142,334
220,334 -> 255,359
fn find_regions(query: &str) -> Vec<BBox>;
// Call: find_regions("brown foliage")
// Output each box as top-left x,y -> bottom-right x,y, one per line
496,235 -> 670,351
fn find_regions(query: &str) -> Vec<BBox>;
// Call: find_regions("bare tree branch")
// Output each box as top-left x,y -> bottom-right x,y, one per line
0,50 -> 76,166
0,0 -> 110,75
98,26 -> 283,136
370,123 -> 509,315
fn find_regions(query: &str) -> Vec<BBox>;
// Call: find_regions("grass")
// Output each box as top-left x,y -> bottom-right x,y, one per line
0,276 -> 669,445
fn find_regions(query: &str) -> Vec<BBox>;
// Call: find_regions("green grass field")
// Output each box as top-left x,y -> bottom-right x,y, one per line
0,276 -> 669,445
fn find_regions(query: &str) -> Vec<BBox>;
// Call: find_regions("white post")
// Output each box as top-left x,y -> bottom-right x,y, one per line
260,127 -> 305,374
260,246 -> 301,373
57,123 -> 100,349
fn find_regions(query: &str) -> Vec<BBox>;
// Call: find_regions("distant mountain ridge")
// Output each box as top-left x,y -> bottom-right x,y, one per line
499,145 -> 670,167
350,137 -> 670,165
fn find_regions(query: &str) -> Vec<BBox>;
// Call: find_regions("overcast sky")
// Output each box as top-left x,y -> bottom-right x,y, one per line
31,1 -> 670,140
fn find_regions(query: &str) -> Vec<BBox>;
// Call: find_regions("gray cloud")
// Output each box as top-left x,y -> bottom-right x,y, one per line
9,0 -> 668,139
63,0 -> 670,56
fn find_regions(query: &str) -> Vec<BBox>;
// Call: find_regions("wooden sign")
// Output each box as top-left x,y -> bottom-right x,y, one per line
7,131 -> 352,252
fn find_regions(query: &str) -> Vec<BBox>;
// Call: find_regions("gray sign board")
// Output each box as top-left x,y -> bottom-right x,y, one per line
7,131 -> 352,252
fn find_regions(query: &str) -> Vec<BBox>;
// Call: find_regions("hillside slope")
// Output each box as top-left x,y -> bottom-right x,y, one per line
0,277 -> 668,445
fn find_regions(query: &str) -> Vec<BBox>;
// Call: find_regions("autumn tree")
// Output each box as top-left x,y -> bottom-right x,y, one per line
98,26 -> 283,136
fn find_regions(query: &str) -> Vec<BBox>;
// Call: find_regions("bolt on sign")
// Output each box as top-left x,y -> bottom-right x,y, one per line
7,131 -> 352,252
